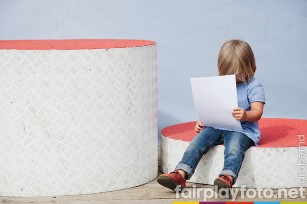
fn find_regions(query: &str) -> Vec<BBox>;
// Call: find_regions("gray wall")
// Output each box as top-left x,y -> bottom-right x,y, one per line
1,0 -> 306,136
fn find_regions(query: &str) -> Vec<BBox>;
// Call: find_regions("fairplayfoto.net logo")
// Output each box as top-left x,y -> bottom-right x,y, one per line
174,185 -> 306,201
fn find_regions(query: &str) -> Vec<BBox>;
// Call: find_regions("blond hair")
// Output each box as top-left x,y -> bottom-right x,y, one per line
218,39 -> 256,83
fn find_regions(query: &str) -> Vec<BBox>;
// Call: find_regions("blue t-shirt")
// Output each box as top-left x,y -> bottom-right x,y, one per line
217,78 -> 265,146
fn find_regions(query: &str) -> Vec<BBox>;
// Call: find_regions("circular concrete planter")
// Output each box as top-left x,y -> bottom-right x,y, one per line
0,39 -> 158,196
161,118 -> 307,188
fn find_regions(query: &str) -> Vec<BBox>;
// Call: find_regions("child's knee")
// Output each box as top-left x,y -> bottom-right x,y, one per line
225,144 -> 244,157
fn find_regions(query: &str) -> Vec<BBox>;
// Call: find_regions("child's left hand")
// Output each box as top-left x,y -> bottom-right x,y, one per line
232,107 -> 247,121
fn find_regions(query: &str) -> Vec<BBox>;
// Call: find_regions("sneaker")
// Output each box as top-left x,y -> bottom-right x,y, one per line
214,174 -> 233,196
157,170 -> 186,191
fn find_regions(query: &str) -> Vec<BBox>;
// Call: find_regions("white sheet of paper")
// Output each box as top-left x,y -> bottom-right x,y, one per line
191,75 -> 242,131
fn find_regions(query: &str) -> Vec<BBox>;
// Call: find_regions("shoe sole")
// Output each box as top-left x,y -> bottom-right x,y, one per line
214,179 -> 232,197
157,176 -> 180,191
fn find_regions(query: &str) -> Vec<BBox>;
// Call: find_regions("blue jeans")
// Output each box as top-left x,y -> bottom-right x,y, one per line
175,127 -> 254,184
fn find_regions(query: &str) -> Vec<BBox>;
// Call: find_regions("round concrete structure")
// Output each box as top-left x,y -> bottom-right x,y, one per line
0,39 -> 158,196
161,118 -> 307,188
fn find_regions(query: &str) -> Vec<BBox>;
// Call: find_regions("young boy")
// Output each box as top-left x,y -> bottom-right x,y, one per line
157,39 -> 265,192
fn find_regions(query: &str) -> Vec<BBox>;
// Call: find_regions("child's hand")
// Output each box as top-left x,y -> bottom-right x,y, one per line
232,107 -> 247,121
195,120 -> 205,133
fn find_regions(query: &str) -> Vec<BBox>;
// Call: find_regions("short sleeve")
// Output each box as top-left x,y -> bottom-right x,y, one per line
247,79 -> 266,104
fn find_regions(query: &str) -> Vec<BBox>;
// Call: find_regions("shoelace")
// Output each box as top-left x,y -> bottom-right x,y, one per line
220,175 -> 233,186
171,171 -> 185,180
170,171 -> 180,176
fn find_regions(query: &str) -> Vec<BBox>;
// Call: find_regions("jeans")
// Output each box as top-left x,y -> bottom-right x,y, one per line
175,127 -> 254,184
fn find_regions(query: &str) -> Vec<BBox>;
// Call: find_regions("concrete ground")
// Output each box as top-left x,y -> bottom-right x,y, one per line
1,147 -> 306,203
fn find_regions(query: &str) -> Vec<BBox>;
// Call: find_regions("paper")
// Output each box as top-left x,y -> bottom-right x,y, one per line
191,75 -> 242,131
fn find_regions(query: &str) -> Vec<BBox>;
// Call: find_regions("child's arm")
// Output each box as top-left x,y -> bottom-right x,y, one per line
232,102 -> 264,122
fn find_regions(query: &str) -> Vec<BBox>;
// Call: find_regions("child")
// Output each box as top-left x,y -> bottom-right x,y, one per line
157,39 -> 265,192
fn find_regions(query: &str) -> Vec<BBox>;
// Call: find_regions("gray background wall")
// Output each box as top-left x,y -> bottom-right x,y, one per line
1,0 -> 306,136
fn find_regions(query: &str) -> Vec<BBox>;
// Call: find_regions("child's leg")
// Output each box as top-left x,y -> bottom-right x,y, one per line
175,127 -> 223,180
220,131 -> 254,184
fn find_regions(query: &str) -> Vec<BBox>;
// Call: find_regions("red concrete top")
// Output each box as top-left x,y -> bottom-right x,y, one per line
0,39 -> 155,50
161,118 -> 307,147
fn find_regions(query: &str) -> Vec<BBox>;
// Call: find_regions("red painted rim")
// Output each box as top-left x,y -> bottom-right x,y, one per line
0,39 -> 155,50
161,118 -> 307,148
